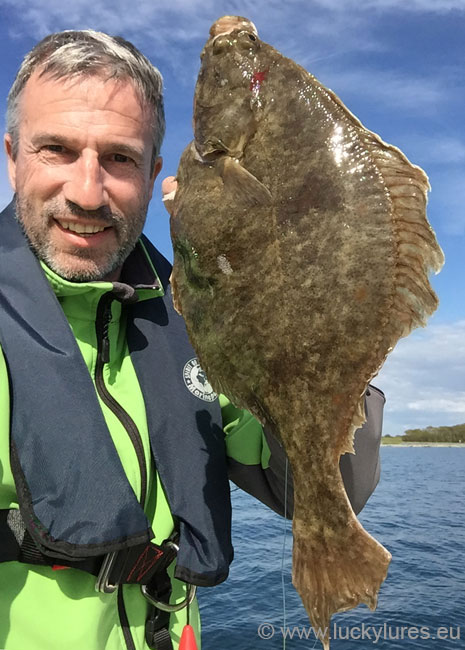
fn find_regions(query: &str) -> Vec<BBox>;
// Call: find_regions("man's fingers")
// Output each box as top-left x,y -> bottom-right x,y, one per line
162,176 -> 178,215
162,176 -> 177,198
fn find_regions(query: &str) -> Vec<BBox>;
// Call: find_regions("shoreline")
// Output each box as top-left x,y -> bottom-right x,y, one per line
381,442 -> 465,447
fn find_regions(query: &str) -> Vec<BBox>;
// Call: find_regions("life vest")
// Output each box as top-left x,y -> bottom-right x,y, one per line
0,201 -> 233,587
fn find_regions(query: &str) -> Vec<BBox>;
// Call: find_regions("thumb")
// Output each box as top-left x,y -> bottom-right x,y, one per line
162,176 -> 178,214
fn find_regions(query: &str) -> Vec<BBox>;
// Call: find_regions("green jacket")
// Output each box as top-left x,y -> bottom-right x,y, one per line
0,245 -> 270,650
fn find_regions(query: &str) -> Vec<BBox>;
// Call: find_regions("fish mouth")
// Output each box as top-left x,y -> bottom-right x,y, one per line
209,16 -> 258,39
194,138 -> 244,163
193,142 -> 236,164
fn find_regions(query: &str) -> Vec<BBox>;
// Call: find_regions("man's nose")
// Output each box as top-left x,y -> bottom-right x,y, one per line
63,153 -> 108,210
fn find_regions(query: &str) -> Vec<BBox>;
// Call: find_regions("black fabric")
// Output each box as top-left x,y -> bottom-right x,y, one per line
145,582 -> 174,650
228,385 -> 385,518
144,559 -> 174,650
0,507 -> 186,598
0,508 -> 103,574
0,510 -> 25,562
338,385 -> 385,514
102,535 -> 178,585
0,201 -> 232,586
146,617 -> 173,650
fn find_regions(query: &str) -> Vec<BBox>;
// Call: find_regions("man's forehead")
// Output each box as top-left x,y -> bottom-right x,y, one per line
14,70 -> 154,161
21,68 -> 149,114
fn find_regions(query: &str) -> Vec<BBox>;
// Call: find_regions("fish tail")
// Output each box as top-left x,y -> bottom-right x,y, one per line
291,506 -> 391,649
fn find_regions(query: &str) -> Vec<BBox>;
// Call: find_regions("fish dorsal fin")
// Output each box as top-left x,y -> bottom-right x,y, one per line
313,73 -> 444,292
343,132 -> 444,456
218,156 -> 272,207
332,120 -> 444,457
363,131 -> 444,339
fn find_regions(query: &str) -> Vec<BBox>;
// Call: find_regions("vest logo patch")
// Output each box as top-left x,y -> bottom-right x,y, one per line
183,358 -> 217,402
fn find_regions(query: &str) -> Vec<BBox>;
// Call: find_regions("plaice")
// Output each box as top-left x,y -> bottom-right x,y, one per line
170,15 -> 444,649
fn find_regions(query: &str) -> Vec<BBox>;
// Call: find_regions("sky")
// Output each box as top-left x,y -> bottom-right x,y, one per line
0,0 -> 463,435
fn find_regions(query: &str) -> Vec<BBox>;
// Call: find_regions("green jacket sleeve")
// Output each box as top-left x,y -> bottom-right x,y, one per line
220,393 -> 293,516
220,394 -> 271,468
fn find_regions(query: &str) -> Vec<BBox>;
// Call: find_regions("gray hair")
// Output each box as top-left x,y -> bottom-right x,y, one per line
6,30 -> 165,170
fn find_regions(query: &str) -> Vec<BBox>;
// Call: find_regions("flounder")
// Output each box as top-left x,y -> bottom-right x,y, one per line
170,15 -> 444,648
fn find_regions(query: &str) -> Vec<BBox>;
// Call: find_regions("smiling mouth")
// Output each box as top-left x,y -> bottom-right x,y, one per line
55,219 -> 111,237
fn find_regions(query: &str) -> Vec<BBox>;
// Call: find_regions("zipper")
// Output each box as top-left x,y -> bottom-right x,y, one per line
95,292 -> 148,650
95,293 -> 148,509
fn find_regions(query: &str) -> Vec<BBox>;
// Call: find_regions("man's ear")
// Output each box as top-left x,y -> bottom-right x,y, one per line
148,156 -> 163,201
4,134 -> 17,192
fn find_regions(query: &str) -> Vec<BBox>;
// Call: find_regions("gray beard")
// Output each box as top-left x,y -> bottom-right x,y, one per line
15,195 -> 148,283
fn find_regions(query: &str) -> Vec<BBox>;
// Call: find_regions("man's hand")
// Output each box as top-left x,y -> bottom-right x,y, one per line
162,176 -> 178,214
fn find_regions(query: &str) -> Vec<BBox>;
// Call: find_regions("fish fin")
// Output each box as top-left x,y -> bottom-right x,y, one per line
293,513 -> 391,650
341,393 -> 366,455
336,133 -> 444,460
361,132 -> 444,342
219,156 -> 272,206
313,72 -> 443,334
336,134 -> 445,460
289,447 -> 391,648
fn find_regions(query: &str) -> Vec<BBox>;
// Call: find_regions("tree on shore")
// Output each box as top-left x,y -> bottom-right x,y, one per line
402,423 -> 465,443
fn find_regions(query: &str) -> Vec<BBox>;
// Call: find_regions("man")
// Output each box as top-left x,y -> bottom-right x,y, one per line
0,30 -> 385,650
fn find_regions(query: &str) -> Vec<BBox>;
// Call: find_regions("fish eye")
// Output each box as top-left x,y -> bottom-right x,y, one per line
213,35 -> 231,55
237,31 -> 259,51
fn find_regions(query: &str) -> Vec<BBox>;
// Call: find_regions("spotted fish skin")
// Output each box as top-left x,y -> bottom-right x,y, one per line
170,16 -> 444,649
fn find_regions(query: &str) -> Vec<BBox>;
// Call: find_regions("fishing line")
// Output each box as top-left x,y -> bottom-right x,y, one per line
281,457 -> 289,650
281,459 -> 319,650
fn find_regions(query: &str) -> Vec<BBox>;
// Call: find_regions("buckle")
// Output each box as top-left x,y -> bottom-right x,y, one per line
141,581 -> 197,613
95,535 -> 179,594
95,552 -> 119,593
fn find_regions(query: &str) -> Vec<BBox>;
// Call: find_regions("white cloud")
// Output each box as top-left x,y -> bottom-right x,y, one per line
374,321 -> 465,434
316,67 -> 446,116
0,0 -> 213,38
313,0 -> 465,11
407,395 -> 465,413
1,0 -> 461,72
0,0 -> 459,107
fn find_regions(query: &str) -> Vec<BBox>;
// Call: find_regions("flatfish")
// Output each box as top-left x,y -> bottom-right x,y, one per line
170,15 -> 444,648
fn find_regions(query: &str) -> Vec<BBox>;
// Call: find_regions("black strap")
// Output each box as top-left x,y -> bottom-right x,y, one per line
1,509 -> 103,574
2,508 -> 176,648
104,536 -> 178,585
144,567 -> 174,650
0,509 -> 177,585
145,607 -> 173,650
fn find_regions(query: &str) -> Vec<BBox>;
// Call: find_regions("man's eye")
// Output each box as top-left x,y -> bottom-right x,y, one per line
112,153 -> 133,164
43,144 -> 65,153
39,144 -> 76,163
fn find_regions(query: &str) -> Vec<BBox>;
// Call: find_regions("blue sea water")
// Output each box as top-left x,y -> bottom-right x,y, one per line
198,447 -> 465,649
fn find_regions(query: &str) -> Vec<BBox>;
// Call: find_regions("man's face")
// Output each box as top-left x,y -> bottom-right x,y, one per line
4,71 -> 162,282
